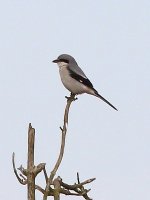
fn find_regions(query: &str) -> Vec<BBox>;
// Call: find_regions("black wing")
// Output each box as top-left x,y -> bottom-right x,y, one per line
68,67 -> 93,89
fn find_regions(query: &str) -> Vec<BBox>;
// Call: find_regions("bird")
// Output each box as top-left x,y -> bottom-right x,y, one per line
52,54 -> 117,111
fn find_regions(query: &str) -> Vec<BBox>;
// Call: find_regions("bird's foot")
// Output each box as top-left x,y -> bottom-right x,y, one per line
65,93 -> 78,101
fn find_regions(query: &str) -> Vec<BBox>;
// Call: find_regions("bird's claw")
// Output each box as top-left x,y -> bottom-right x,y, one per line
65,93 -> 78,101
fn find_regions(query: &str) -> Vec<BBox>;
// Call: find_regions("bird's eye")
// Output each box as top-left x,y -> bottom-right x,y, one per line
59,59 -> 69,63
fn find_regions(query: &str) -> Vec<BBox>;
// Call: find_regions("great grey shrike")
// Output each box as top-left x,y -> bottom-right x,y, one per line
53,54 -> 117,111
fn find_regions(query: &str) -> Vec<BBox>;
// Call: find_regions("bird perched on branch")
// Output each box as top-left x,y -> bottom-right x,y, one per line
52,54 -> 117,111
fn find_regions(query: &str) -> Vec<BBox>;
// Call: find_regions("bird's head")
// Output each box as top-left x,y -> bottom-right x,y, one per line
52,54 -> 78,65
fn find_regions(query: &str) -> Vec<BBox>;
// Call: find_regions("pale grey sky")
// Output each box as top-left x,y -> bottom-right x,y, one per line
0,1 -> 150,200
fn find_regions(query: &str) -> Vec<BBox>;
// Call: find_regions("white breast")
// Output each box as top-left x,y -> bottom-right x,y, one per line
58,62 -> 89,94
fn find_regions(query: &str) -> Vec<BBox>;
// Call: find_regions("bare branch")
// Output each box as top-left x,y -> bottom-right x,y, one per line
12,152 -> 27,185
13,98 -> 96,200
27,123 -> 35,200
34,163 -> 46,176
60,188 -> 81,196
61,176 -> 95,200
43,93 -> 77,200
53,177 -> 61,200
18,165 -> 27,176
51,93 -> 76,178
19,174 -> 27,181
61,177 -> 96,190
77,172 -> 80,184
43,165 -> 48,183
35,185 -> 45,194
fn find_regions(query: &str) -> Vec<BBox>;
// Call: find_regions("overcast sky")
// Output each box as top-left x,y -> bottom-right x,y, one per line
0,1 -> 150,200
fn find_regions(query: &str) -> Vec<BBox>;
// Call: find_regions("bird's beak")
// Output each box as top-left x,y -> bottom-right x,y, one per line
52,59 -> 59,63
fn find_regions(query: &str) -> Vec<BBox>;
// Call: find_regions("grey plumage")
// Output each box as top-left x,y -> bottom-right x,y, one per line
53,54 -> 118,111
58,54 -> 87,79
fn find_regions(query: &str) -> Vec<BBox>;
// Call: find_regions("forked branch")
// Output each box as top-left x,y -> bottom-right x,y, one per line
12,93 -> 96,200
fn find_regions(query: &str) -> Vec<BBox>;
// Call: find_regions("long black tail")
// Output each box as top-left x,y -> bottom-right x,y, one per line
94,89 -> 118,111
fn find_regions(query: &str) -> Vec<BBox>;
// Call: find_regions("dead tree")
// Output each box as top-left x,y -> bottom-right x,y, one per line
12,93 -> 95,200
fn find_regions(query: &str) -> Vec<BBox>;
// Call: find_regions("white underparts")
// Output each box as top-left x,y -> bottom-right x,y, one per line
57,62 -> 95,95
